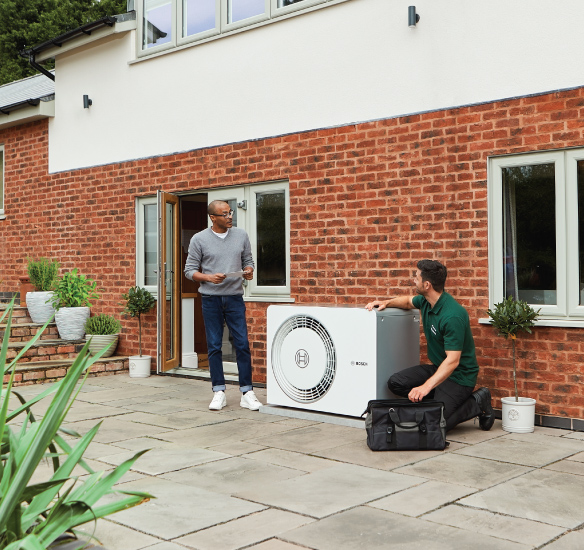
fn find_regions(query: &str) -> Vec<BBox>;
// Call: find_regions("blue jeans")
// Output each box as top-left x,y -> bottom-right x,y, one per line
201,294 -> 252,393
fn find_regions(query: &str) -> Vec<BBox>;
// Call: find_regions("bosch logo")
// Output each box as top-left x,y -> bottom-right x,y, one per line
295,349 -> 310,368
351,361 -> 368,366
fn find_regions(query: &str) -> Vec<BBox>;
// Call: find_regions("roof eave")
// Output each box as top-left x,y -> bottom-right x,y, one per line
0,99 -> 55,131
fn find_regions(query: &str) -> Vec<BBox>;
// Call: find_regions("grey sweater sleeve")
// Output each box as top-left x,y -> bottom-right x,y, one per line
184,227 -> 254,295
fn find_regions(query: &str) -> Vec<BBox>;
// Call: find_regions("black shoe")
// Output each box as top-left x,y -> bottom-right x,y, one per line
473,387 -> 495,431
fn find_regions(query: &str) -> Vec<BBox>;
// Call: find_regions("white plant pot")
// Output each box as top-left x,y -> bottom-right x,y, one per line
84,334 -> 119,358
55,307 -> 90,340
26,291 -> 55,324
501,396 -> 536,433
129,355 -> 151,378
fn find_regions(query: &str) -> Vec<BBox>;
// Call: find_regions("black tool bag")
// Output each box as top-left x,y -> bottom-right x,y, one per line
363,399 -> 447,451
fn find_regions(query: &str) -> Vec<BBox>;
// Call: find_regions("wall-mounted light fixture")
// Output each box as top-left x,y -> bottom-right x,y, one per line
83,95 -> 93,108
408,6 -> 420,28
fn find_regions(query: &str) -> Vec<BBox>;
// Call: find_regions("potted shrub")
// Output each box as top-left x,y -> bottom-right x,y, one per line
84,313 -> 121,358
0,298 -> 152,549
50,269 -> 100,340
487,295 -> 540,433
122,286 -> 156,378
25,257 -> 59,323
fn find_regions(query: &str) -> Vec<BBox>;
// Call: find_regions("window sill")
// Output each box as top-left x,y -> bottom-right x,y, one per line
479,317 -> 584,329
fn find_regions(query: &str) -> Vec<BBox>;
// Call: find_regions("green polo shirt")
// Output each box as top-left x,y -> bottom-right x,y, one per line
412,292 -> 479,387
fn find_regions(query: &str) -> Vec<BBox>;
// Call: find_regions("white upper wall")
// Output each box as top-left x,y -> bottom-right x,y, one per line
49,0 -> 584,173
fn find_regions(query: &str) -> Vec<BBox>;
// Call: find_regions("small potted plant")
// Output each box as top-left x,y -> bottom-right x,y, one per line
122,286 -> 156,377
50,269 -> 100,340
25,257 -> 59,323
84,313 -> 121,358
487,295 -> 540,433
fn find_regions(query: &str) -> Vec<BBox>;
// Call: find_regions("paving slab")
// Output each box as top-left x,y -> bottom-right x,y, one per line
394,453 -> 531,489
245,541 -> 308,550
246,423 -> 364,453
281,506 -> 530,550
566,451 -> 584,463
454,434 -> 584,467
119,410 -> 229,430
108,398 -> 201,414
76,385 -> 164,404
99,445 -> 230,475
175,509 -> 315,550
64,417 -> 173,444
108,477 -> 266,539
368,480 -> 476,516
445,418 -> 506,444
208,440 -> 268,456
423,503 -> 565,547
545,459 -> 584,476
244,448 -> 336,472
313,439 -> 465,471
541,531 -> 584,549
64,402 -> 130,423
234,463 -> 426,518
140,543 -> 190,550
459,469 -> 584,528
161,456 -> 304,495
75,519 -> 161,550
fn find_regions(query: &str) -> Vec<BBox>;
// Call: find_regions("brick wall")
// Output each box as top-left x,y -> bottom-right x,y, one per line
2,87 -> 584,418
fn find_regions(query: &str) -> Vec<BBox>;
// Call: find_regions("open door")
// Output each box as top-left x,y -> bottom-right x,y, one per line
158,191 -> 181,372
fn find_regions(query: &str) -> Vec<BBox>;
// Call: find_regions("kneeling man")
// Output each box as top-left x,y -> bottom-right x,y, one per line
365,259 -> 494,432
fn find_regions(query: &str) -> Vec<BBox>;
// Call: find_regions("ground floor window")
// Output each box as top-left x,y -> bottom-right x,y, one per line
489,148 -> 584,319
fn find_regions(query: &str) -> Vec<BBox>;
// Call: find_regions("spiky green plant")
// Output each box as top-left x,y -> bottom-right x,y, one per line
487,296 -> 540,402
26,258 -> 60,292
84,314 -> 121,336
49,269 -> 100,310
0,298 -> 152,549
121,287 -> 155,357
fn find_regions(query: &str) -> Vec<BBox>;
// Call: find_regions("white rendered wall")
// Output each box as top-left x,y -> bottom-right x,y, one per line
49,0 -> 584,173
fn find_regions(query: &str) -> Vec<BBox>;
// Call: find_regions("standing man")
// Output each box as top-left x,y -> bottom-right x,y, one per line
365,259 -> 494,432
185,200 -> 262,411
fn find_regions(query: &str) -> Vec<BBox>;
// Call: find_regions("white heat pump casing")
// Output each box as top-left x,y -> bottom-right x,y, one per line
267,305 -> 420,417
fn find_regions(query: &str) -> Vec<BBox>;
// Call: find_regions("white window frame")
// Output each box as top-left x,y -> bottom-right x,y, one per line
137,0 -> 339,55
487,149 -> 584,321
136,195 -> 158,295
0,145 -> 4,219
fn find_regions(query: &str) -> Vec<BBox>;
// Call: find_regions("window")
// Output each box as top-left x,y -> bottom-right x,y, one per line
136,180 -> 290,300
139,0 -> 332,55
489,149 -> 584,320
0,146 -> 4,219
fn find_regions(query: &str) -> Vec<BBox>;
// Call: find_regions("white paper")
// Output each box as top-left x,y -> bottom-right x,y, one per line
224,271 -> 245,278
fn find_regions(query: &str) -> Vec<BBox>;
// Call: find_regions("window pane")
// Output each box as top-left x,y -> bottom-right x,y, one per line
256,191 -> 286,286
228,0 -> 264,23
578,161 -> 584,305
183,0 -> 215,36
144,204 -> 157,285
143,0 -> 172,49
502,163 -> 557,305
277,0 -> 305,6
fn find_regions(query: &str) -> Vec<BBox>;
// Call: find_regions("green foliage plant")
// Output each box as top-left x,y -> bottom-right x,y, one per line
49,269 -> 100,310
0,297 -> 152,549
121,287 -> 156,357
26,258 -> 60,292
487,296 -> 541,402
84,314 -> 121,336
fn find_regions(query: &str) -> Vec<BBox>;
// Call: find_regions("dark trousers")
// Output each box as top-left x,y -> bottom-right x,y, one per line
201,294 -> 252,393
388,364 -> 481,432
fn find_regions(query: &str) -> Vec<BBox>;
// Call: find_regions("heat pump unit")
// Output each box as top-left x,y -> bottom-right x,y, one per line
267,305 -> 420,417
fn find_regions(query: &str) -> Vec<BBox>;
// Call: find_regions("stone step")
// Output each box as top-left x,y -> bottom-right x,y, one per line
5,356 -> 130,386
0,322 -> 59,343
6,339 -> 85,363
0,305 -> 34,325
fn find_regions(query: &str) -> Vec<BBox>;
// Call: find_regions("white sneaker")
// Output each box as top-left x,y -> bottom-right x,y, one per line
240,390 -> 262,411
209,391 -> 226,410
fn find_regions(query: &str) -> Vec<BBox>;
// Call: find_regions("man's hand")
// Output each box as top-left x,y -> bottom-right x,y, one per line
365,300 -> 387,311
408,385 -> 430,403
243,268 -> 254,281
207,273 -> 226,284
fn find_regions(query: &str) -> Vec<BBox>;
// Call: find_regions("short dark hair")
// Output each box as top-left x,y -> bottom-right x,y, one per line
208,200 -> 228,216
417,259 -> 447,292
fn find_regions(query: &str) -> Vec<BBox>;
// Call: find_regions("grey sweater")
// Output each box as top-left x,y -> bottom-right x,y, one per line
184,227 -> 254,295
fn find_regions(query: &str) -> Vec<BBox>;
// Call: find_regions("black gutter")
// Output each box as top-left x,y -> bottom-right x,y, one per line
19,15 -> 118,81
0,98 -> 42,115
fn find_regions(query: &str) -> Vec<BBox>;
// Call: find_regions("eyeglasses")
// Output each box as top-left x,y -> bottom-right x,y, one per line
214,210 -> 234,218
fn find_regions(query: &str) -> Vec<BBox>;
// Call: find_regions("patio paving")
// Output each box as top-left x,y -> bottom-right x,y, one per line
11,374 -> 584,549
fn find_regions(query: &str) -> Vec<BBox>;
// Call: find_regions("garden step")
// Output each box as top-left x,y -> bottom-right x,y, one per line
6,339 -> 85,363
0,322 -> 59,343
5,356 -> 130,386
0,305 -> 34,324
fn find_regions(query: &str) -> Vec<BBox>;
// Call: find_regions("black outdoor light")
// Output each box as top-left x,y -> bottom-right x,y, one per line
83,95 -> 93,108
408,6 -> 420,28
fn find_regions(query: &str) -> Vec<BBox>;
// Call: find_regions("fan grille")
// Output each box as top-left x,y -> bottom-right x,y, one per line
271,315 -> 336,402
